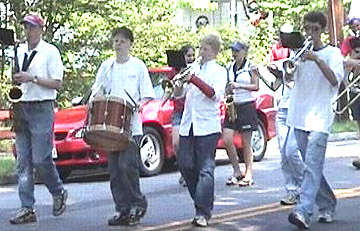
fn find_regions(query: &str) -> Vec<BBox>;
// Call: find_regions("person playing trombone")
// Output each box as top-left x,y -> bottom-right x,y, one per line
222,41 -> 259,187
174,34 -> 227,227
343,37 -> 360,169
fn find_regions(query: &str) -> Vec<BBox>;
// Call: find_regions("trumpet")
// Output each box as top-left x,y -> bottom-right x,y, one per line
283,36 -> 314,75
332,71 -> 360,114
161,59 -> 199,97
225,93 -> 237,122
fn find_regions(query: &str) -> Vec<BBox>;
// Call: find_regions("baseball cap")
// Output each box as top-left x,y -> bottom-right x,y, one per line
280,23 -> 294,33
22,14 -> 44,27
230,42 -> 248,51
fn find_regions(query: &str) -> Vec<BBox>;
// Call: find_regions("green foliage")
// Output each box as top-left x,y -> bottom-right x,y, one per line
331,120 -> 359,133
0,0 -> 351,109
178,0 -> 218,12
0,155 -> 15,177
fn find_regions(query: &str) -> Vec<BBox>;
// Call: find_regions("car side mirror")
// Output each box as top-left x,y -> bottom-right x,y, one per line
71,97 -> 83,106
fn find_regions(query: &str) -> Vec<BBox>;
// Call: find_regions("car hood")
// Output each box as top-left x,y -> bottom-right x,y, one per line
54,105 -> 87,131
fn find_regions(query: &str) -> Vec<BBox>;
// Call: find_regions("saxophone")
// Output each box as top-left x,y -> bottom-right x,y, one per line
225,93 -> 237,122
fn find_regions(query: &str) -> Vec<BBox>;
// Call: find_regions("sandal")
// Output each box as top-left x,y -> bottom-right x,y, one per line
238,179 -> 254,187
226,175 -> 243,186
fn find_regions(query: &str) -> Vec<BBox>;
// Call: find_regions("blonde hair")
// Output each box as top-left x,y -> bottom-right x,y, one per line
201,34 -> 222,54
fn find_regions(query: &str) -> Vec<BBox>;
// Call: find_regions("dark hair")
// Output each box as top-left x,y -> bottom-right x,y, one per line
180,44 -> 194,55
350,37 -> 360,49
303,11 -> 328,29
111,26 -> 134,42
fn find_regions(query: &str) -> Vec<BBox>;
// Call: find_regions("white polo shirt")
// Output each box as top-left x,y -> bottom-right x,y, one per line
227,60 -> 256,103
91,56 -> 155,136
179,59 -> 227,136
287,45 -> 344,134
17,40 -> 63,101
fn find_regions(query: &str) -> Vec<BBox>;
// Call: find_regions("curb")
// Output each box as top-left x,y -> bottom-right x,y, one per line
0,174 -> 17,185
329,132 -> 358,142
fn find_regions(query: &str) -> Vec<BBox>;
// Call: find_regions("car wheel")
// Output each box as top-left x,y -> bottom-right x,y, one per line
251,119 -> 267,162
237,119 -> 267,162
139,127 -> 164,176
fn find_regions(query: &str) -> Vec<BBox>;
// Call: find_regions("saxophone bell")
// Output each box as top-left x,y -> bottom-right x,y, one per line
7,85 -> 23,103
225,93 -> 237,123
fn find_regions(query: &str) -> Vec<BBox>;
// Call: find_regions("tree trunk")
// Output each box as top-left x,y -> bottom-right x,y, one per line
329,0 -> 348,121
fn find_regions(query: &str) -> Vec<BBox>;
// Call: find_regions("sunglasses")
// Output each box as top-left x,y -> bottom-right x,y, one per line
23,23 -> 38,29
303,25 -> 322,32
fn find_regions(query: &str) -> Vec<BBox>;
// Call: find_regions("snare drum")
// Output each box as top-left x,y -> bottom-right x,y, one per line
84,95 -> 133,151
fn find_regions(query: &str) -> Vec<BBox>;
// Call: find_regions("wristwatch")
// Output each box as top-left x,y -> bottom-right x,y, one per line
32,75 -> 39,84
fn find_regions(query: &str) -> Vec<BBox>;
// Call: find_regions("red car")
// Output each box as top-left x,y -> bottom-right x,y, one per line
51,67 -> 276,179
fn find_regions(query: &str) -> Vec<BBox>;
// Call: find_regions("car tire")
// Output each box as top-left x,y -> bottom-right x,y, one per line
139,127 -> 164,176
237,119 -> 267,162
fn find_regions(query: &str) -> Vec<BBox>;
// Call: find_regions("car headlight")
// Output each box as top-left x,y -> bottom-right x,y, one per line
73,127 -> 86,138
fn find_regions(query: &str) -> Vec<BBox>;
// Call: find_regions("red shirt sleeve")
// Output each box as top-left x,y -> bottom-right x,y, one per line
340,36 -> 352,56
189,75 -> 215,98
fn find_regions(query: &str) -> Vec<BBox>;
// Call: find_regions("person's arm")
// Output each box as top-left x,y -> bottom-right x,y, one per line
188,74 -> 215,98
13,72 -> 62,90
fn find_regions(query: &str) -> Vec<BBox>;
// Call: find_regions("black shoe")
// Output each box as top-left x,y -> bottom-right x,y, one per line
353,159 -> 360,169
10,208 -> 37,225
108,212 -> 128,226
53,189 -> 68,216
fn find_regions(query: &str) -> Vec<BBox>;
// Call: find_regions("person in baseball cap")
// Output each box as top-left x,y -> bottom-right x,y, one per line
21,13 -> 44,27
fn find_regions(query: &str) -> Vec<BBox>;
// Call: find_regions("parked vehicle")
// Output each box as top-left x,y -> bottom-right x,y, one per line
28,67 -> 276,180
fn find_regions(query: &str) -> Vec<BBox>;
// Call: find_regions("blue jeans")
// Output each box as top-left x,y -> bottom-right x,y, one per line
178,129 -> 220,219
294,129 -> 337,220
108,136 -> 147,214
276,108 -> 304,195
15,101 -> 63,209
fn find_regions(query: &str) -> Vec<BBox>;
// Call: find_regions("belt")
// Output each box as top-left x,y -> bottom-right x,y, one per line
235,101 -> 255,106
21,100 -> 54,104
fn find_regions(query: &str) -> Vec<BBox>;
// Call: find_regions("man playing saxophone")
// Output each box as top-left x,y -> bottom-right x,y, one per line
222,41 -> 260,187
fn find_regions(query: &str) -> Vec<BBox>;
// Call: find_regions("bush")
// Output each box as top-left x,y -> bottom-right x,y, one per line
0,155 -> 15,178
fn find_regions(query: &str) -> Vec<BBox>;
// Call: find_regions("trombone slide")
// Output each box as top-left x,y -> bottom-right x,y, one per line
332,73 -> 360,114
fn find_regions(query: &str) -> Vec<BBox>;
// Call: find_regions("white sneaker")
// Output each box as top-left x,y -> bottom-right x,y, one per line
317,211 -> 334,223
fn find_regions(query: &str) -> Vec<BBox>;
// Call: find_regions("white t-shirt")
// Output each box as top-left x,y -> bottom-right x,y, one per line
227,60 -> 256,103
179,59 -> 227,136
17,40 -> 63,101
286,45 -> 344,134
91,56 -> 155,136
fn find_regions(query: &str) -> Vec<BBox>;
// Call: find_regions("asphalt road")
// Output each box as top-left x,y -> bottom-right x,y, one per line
0,138 -> 359,231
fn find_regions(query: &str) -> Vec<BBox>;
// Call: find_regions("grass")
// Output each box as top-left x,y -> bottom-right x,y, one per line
0,155 -> 15,177
331,120 -> 358,134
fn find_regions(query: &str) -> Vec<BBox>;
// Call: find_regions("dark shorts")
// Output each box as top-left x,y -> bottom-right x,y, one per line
350,92 -> 360,120
224,101 -> 258,132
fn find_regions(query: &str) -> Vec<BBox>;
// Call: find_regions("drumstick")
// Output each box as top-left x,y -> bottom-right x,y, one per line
124,89 -> 139,111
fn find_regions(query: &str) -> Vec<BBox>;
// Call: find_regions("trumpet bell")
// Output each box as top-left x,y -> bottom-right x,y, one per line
283,60 -> 297,75
161,79 -> 174,94
8,86 -> 23,103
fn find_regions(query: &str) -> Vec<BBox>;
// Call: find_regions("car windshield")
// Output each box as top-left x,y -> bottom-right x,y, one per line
149,71 -> 168,100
